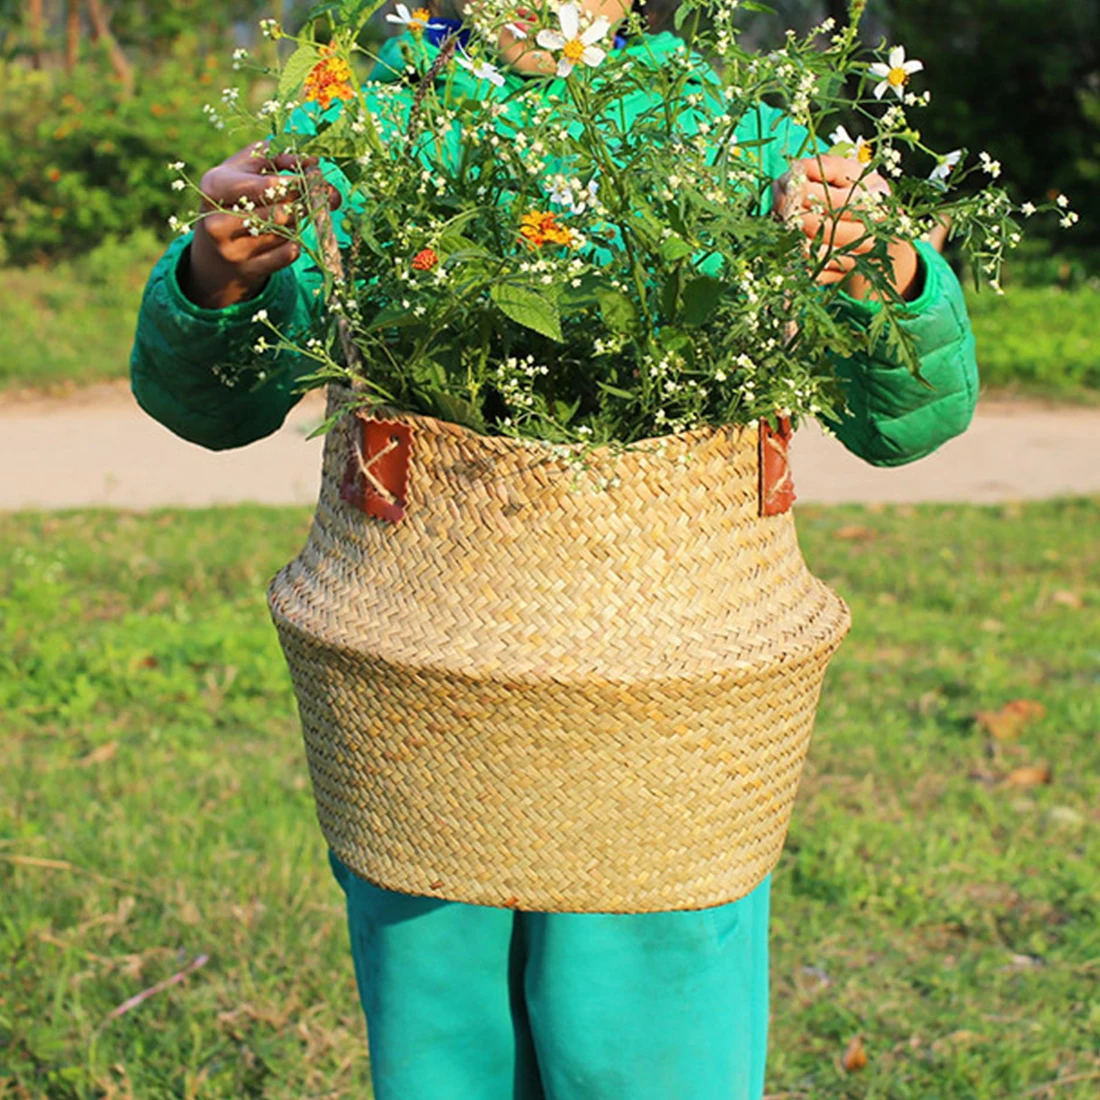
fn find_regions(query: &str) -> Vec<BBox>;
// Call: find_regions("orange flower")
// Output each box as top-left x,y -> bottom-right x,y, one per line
519,210 -> 575,248
303,47 -> 356,111
411,247 -> 439,271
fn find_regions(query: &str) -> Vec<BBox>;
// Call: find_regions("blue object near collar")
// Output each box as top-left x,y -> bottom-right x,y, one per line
424,19 -> 628,52
424,19 -> 472,49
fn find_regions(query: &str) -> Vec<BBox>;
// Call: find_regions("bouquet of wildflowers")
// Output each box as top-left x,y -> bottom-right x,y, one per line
177,0 -> 1075,446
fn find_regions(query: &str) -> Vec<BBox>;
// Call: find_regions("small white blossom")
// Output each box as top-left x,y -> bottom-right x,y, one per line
1020,201 -> 1037,217
170,178 -> 186,191
251,309 -> 269,323
1055,193 -> 1070,208
978,151 -> 1002,178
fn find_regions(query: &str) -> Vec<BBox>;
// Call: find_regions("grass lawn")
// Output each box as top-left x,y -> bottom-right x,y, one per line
0,237 -> 163,394
2,501 -> 1098,1098
1,244 -> 1099,403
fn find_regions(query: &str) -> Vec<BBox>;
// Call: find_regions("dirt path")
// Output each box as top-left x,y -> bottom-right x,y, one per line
2,382 -> 1098,511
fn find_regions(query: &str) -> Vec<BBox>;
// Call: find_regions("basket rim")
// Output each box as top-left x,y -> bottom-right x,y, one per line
326,385 -> 763,457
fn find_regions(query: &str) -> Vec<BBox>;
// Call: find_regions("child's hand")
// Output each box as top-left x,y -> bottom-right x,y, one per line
774,155 -> 919,302
182,142 -> 340,310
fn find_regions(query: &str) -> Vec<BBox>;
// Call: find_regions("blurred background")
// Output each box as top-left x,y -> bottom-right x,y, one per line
0,0 -> 1097,396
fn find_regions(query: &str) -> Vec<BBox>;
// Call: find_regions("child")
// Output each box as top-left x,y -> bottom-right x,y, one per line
131,3 -> 978,1096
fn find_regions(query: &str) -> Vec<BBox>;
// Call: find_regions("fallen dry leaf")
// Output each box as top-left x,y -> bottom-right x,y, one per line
841,1034 -> 869,1073
975,699 -> 1047,742
834,525 -> 877,542
1004,763 -> 1053,788
79,741 -> 119,767
1051,589 -> 1083,609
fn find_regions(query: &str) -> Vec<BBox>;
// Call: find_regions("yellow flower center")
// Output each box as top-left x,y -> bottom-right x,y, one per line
857,142 -> 873,164
410,7 -> 431,30
563,38 -> 586,63
887,65 -> 908,88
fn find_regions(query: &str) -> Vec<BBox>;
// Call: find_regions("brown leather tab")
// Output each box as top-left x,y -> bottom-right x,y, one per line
759,416 -> 796,516
341,417 -> 412,523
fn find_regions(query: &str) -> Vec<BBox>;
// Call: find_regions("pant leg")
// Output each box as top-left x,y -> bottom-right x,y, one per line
523,875 -> 771,1100
330,854 -> 545,1100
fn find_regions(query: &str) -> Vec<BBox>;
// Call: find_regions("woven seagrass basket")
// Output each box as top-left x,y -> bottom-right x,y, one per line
268,386 -> 850,913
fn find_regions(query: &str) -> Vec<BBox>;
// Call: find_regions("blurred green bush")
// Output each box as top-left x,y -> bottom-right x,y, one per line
0,43 -> 261,264
966,280 -> 1100,400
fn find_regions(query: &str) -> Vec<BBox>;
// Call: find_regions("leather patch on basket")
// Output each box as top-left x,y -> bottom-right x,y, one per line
759,416 -> 796,517
341,417 -> 412,523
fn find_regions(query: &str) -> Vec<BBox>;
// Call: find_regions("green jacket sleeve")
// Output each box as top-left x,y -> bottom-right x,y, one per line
129,234 -> 321,450
750,105 -> 980,467
825,242 -> 979,466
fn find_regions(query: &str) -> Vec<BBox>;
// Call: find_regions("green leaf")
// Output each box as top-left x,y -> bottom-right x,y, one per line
660,268 -> 681,322
490,283 -> 563,342
417,389 -> 487,432
278,43 -> 322,103
659,235 -> 694,262
594,288 -> 637,335
553,396 -> 582,423
657,328 -> 690,354
597,381 -> 636,401
302,109 -> 360,158
681,276 -> 725,326
366,302 -> 426,331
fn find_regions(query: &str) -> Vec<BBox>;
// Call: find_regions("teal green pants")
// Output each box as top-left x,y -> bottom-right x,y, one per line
330,855 -> 771,1099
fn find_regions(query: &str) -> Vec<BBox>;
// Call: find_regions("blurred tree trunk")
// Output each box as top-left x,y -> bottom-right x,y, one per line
27,0 -> 43,69
65,0 -> 80,73
86,0 -> 134,96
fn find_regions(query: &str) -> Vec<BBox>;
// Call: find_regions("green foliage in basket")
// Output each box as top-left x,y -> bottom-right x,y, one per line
174,0 -> 1075,444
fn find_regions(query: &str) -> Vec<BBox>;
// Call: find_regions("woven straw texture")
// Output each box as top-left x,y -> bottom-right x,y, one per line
268,389 -> 850,913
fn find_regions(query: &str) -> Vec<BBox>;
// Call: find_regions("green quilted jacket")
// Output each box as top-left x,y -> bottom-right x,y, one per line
131,31 -> 978,466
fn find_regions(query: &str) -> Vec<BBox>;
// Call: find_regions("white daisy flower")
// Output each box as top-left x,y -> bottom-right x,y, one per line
828,124 -> 873,164
929,149 -> 962,183
456,52 -> 506,87
385,4 -> 444,33
869,46 -> 924,100
536,3 -> 610,79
